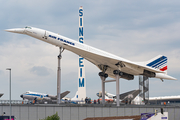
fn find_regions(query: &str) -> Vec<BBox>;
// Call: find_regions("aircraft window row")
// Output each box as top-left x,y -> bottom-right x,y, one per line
26,94 -> 47,97
26,91 -> 30,93
25,26 -> 32,29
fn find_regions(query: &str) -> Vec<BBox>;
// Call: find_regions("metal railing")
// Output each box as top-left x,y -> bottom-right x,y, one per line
0,100 -> 28,104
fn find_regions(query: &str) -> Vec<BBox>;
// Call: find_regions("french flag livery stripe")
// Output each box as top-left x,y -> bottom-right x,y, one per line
146,56 -> 167,71
160,66 -> 167,71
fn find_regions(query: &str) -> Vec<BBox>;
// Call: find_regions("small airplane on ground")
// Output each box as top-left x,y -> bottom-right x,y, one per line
133,95 -> 180,105
20,91 -> 70,103
96,89 -> 140,104
61,91 -> 85,104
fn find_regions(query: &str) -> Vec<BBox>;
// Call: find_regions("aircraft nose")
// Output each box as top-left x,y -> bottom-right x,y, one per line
5,28 -> 25,34
20,94 -> 23,98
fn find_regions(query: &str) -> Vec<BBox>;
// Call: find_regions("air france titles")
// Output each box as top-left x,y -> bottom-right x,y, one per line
49,35 -> 75,46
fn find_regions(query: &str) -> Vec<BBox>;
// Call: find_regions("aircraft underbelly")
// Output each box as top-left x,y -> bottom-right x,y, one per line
105,67 -> 141,79
65,45 -> 143,79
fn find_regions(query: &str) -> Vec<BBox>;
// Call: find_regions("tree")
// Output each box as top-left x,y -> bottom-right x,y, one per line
40,112 -> 60,120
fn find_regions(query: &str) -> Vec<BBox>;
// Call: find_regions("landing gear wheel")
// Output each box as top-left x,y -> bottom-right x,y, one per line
119,72 -> 123,76
113,70 -> 119,75
104,73 -> 108,78
99,72 -> 104,77
99,72 -> 108,78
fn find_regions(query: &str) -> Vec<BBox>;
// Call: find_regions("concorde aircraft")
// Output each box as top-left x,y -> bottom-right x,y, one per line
5,26 -> 176,81
5,26 -> 176,106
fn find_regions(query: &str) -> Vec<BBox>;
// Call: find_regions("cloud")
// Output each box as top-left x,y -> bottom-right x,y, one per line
29,66 -> 52,76
0,70 -> 3,75
1,0 -> 180,100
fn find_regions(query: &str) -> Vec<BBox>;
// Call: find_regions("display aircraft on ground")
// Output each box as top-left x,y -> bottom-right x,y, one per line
61,91 -> 85,104
6,26 -> 177,106
96,89 -> 140,104
20,91 -> 70,103
133,95 -> 180,105
5,26 -> 176,81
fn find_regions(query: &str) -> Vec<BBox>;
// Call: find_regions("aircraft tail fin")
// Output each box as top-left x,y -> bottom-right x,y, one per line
71,91 -> 79,101
47,91 -> 70,100
146,55 -> 167,72
113,89 -> 141,102
60,91 -> 70,99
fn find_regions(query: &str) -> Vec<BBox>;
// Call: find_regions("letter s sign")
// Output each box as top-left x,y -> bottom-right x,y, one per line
79,9 -> 83,16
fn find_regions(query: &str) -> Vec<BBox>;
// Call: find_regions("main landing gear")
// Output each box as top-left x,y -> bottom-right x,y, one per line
98,69 -> 122,106
98,72 -> 108,105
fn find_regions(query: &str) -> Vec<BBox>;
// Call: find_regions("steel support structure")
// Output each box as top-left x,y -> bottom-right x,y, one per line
6,68 -> 11,120
113,70 -> 121,107
99,70 -> 108,105
115,74 -> 120,106
57,47 -> 64,104
99,69 -> 121,106
100,76 -> 105,105
139,75 -> 149,104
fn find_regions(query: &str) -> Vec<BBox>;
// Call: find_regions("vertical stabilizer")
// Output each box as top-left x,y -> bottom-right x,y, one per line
71,91 -> 79,100
146,55 -> 167,73
77,6 -> 86,101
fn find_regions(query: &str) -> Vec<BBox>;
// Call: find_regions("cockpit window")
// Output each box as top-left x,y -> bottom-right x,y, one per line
26,91 -> 30,93
25,26 -> 32,29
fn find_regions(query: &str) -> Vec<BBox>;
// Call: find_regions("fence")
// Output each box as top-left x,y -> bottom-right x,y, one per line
0,104 -> 180,120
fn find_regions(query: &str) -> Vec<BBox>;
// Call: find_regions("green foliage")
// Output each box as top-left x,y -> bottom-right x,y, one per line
40,112 -> 60,120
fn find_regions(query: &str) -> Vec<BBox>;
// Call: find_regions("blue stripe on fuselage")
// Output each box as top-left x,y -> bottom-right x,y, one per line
24,94 -> 47,98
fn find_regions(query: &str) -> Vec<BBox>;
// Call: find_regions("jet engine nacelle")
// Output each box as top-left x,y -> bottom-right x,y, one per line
143,70 -> 156,77
119,72 -> 134,80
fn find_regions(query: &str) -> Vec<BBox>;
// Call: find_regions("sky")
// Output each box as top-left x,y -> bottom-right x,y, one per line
0,0 -> 180,100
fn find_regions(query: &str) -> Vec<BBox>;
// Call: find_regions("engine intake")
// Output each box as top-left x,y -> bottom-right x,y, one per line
143,70 -> 155,77
119,72 -> 134,80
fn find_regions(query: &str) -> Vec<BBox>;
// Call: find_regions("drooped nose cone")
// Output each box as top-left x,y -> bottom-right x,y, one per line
5,28 -> 25,34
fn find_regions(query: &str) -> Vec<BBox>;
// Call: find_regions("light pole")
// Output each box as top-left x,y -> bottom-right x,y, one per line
6,68 -> 11,120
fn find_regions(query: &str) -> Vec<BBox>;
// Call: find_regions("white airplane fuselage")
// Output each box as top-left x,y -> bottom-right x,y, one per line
5,26 -> 176,80
20,91 -> 53,101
